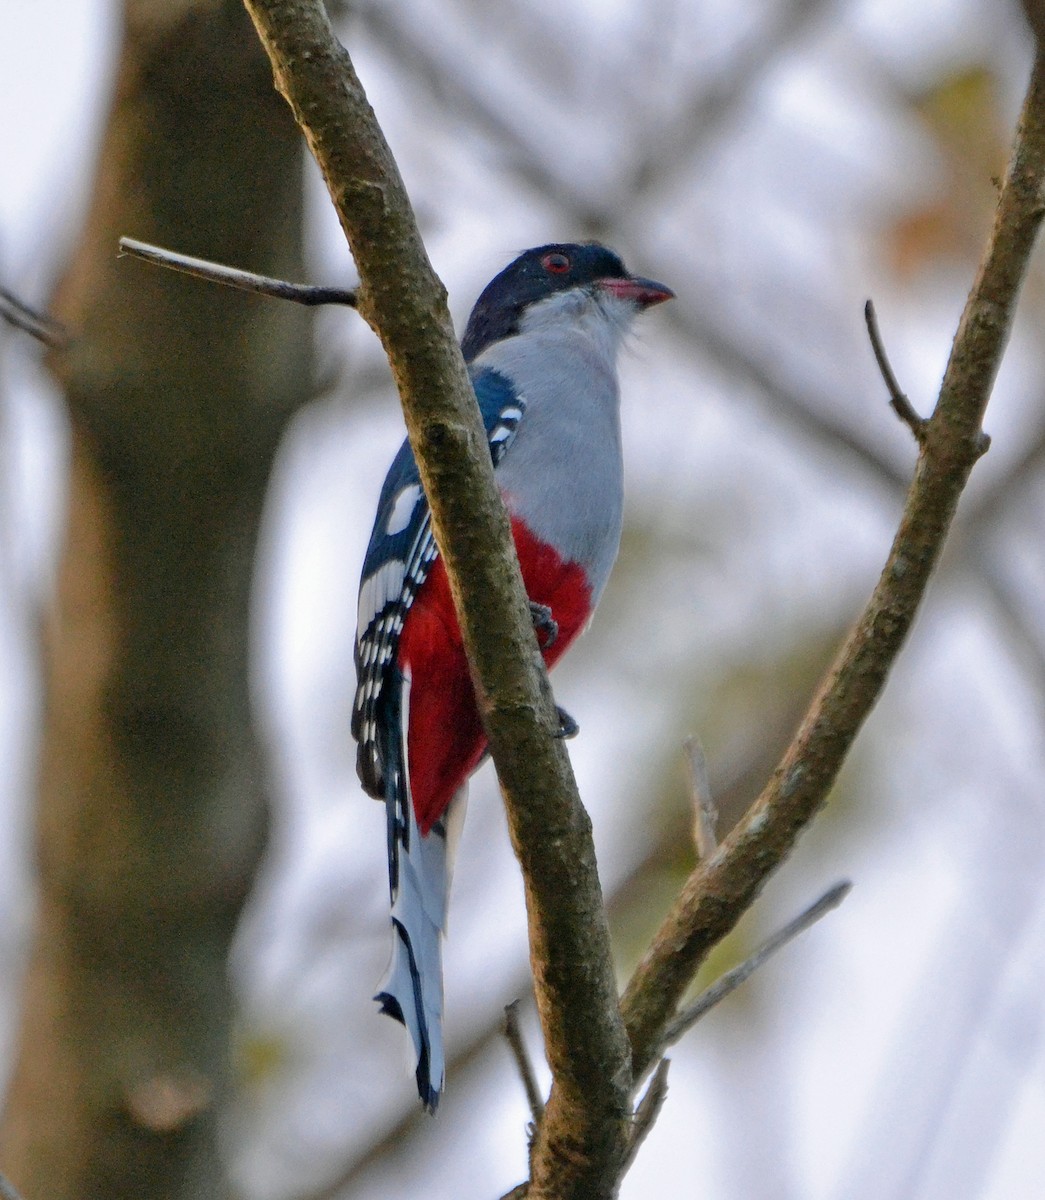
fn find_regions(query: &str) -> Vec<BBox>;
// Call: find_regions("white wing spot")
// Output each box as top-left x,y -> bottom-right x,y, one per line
385,484 -> 423,535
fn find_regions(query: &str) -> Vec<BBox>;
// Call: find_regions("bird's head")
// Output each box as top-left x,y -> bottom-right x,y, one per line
461,243 -> 673,362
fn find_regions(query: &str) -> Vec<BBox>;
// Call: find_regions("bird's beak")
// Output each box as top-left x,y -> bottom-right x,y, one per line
597,275 -> 675,308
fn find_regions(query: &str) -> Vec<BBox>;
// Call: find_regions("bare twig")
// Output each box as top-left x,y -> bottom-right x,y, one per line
0,286 -> 68,349
621,1059 -> 670,1174
622,53 -> 1045,1080
659,880 -> 852,1053
503,1001 -> 545,1123
864,299 -> 926,443
683,736 -> 718,859
117,237 -> 357,307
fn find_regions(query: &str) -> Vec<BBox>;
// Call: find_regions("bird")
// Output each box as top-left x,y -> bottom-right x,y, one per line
352,242 -> 673,1110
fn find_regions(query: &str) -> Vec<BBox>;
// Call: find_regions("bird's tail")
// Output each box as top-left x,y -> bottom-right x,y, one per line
375,671 -> 466,1112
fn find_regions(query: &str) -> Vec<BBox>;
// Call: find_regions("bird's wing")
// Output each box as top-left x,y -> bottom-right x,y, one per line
352,367 -> 527,798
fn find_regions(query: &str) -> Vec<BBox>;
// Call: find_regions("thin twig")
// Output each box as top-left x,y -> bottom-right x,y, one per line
117,237 -> 358,307
621,1059 -> 670,1173
503,1001 -> 545,1123
0,286 -> 68,348
864,299 -> 926,443
683,736 -> 717,859
658,880 -> 852,1053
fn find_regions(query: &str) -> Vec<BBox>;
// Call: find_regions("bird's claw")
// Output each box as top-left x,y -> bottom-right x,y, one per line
529,601 -> 558,649
554,705 -> 579,739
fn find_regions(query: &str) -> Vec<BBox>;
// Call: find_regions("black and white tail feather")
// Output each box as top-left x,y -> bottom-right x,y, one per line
373,671 -> 467,1111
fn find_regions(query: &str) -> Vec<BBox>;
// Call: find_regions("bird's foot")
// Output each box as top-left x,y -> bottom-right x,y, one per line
554,705 -> 579,739
529,601 -> 558,649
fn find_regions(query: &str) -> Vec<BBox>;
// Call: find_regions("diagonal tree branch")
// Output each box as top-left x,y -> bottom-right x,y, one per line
240,2 -> 631,1196
657,880 -> 852,1055
621,51 -> 1045,1079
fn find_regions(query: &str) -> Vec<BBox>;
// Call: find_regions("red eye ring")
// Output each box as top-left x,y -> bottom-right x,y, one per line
541,252 -> 571,274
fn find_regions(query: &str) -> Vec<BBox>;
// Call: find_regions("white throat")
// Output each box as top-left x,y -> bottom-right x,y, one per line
517,286 -> 637,366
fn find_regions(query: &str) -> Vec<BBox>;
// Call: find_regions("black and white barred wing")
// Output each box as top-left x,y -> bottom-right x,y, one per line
352,367 -> 527,798
353,439 -> 436,798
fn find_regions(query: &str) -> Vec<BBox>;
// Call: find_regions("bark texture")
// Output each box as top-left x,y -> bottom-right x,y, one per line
0,2 -> 309,1197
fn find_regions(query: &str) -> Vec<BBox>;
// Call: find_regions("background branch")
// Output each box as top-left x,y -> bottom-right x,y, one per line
0,285 -> 68,348
684,735 -> 718,860
0,3 -> 310,1196
503,1001 -> 545,1124
620,1060 -> 670,1176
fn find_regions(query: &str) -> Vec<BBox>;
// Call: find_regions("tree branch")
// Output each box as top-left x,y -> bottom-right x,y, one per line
863,299 -> 926,444
240,2 -> 631,1195
503,1001 -> 546,1124
657,881 -> 851,1058
620,1059 -> 670,1175
684,735 -> 718,859
116,237 -> 357,307
621,52 -> 1045,1078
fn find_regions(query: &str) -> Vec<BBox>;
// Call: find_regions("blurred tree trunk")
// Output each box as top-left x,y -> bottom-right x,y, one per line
0,1 -> 310,1197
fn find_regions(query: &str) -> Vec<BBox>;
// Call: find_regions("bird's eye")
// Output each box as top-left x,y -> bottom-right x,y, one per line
541,252 -> 571,274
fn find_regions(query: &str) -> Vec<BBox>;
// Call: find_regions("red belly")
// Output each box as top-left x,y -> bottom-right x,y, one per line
397,517 -> 592,834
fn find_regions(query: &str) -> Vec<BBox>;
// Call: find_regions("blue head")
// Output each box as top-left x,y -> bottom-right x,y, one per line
460,243 -> 673,362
